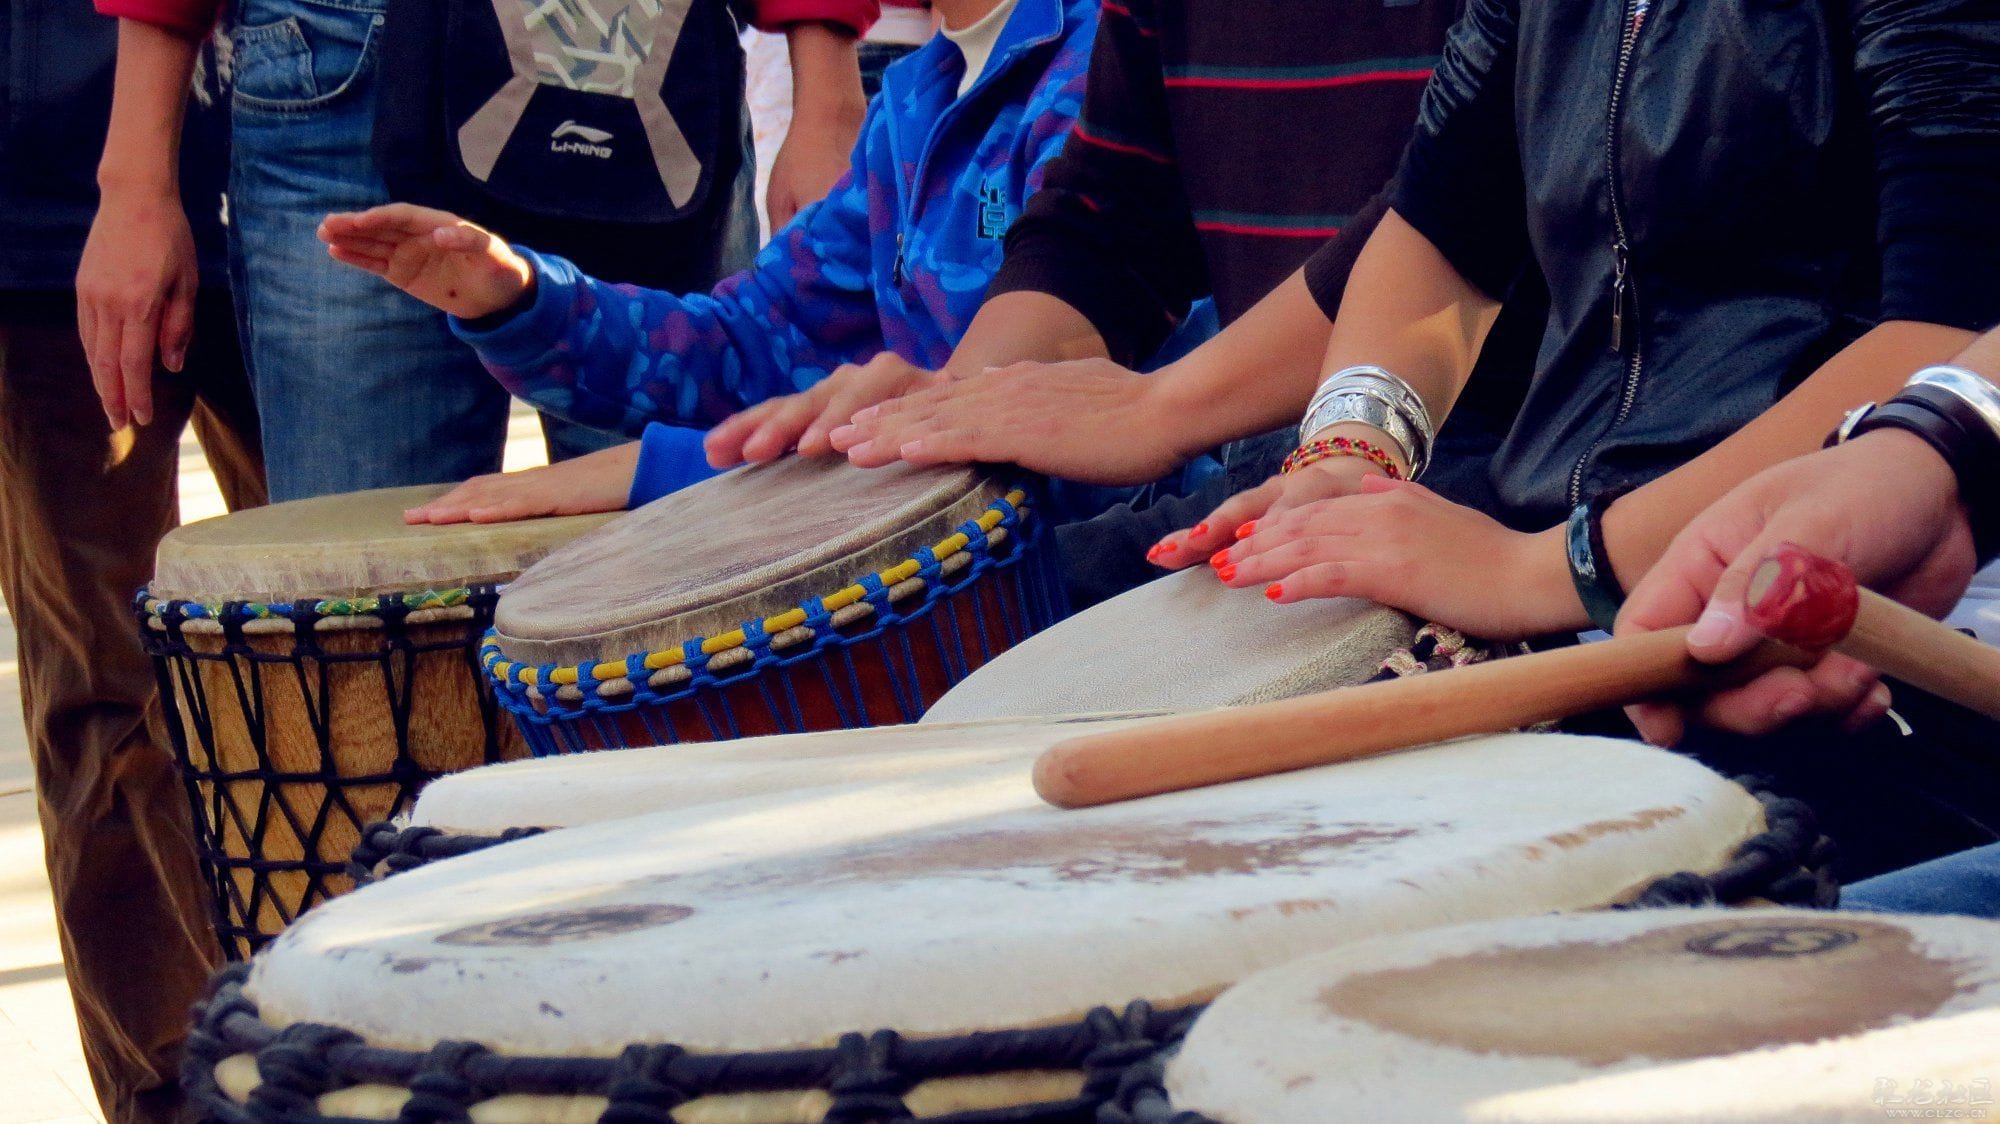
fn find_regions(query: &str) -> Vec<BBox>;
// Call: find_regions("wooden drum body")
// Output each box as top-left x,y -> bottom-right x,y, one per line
140,486 -> 613,956
194,731 -> 1832,1121
482,458 -> 1064,754
1148,908 -> 2000,1122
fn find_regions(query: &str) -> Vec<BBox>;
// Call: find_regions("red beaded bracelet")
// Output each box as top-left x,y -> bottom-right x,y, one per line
1279,435 -> 1405,480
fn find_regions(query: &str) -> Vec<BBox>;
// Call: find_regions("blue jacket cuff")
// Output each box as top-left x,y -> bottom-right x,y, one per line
629,422 -> 727,507
447,246 -> 585,368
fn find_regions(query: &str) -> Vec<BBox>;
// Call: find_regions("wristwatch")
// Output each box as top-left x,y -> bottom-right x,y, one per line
1830,365 -> 2000,565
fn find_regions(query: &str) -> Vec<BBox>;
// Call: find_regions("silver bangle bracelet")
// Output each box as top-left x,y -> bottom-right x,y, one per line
1909,365 -> 2000,444
1298,394 -> 1426,478
1300,366 -> 1436,473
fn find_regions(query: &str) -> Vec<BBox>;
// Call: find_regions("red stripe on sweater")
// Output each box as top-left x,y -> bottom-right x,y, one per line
1165,69 -> 1433,91
1071,124 -> 1174,165
1194,220 -> 1345,239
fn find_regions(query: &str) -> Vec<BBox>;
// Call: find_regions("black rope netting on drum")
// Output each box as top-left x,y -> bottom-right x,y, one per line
138,587 -> 519,959
186,963 -> 1205,1124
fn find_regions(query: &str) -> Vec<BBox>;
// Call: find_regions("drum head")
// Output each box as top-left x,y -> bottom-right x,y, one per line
150,485 -> 617,603
249,734 -> 1766,1056
408,714 -> 1163,833
1168,908 -> 2000,1122
923,567 -> 1416,723
492,457 -> 1003,666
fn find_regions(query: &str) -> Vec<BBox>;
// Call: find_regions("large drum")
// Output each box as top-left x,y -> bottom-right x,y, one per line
483,457 -> 1062,755
189,730 -> 1831,1121
1144,907 -> 2000,1123
139,486 -> 613,957
922,566 -> 1417,724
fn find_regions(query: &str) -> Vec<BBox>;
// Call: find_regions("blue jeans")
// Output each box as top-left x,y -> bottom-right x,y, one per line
226,0 -> 638,500
1845,844 -> 2000,919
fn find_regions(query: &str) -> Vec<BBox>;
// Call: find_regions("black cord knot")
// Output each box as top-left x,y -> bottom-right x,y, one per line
602,1043 -> 693,1122
398,1039 -> 492,1122
248,1022 -> 362,1119
824,1029 -> 913,1122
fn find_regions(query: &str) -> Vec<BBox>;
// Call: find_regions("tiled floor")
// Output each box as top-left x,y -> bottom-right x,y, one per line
0,406 -> 550,1122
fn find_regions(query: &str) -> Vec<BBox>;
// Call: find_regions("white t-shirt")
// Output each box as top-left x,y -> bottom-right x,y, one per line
942,0 -> 1022,98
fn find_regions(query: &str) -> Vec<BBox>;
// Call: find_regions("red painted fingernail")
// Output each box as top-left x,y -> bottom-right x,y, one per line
1235,520 -> 1258,539
1192,523 -> 1210,537
1217,563 -> 1238,582
1208,549 -> 1230,570
1265,583 -> 1284,601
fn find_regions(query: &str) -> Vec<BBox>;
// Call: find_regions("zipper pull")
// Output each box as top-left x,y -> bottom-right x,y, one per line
893,233 -> 907,288
1609,241 -> 1630,354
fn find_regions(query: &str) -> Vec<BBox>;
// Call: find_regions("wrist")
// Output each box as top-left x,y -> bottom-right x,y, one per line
95,166 -> 182,203
1525,524 -> 1594,632
786,23 -> 866,125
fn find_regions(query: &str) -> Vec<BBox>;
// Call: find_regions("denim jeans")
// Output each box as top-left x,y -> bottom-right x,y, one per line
1845,844 -> 2000,919
225,0 -> 670,501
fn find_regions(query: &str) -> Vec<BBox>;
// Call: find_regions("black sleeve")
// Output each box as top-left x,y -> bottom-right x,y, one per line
984,0 -> 1210,367
1853,0 -> 2000,330
1301,190 -> 1393,322
1382,0 -> 1530,301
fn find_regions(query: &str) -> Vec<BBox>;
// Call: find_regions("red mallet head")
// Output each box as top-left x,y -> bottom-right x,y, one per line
1744,542 -> 1860,651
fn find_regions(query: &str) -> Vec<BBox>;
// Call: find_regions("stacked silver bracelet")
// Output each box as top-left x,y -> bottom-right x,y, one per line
1297,365 -> 1437,479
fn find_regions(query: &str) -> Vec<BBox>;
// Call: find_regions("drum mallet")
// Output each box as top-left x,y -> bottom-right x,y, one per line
1034,543 -> 2000,808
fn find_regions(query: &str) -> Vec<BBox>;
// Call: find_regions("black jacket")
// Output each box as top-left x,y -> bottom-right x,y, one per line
0,2 -> 228,290
1382,0 -> 2000,529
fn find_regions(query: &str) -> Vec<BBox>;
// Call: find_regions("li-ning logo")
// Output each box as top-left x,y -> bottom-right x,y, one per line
551,120 -> 614,159
977,179 -> 1010,239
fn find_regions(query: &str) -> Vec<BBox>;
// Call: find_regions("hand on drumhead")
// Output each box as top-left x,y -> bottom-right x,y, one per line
1616,434 -> 1975,745
404,442 -> 641,525
1204,475 -> 1579,639
706,352 -> 939,467
1148,448 -> 1387,571
318,204 -> 533,320
831,357 -> 1194,483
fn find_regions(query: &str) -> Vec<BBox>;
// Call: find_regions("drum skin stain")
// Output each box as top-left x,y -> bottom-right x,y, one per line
709,815 -> 1421,890
386,956 -> 440,974
435,903 -> 696,947
538,1002 -> 565,1018
1315,917 -> 1973,1066
812,950 -> 866,964
1543,806 -> 1685,850
1228,898 -> 1342,922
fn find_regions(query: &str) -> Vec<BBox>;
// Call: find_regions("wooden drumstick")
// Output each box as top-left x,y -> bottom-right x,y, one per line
1034,544 -> 2000,808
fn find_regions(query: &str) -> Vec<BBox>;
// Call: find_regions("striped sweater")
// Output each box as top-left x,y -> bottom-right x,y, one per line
988,0 -> 1464,364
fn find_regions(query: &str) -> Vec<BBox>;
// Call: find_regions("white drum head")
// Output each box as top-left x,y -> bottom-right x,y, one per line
1168,908 -> 2000,1123
922,567 -> 1415,724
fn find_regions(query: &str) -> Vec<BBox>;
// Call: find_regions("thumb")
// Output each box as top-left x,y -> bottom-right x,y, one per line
1684,535 -> 1780,664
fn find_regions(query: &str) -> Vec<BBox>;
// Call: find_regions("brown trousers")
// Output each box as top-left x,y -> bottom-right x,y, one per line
0,289 -> 265,1124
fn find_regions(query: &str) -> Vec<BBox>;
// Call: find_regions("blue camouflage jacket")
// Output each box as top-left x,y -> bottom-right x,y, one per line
452,0 -> 1097,439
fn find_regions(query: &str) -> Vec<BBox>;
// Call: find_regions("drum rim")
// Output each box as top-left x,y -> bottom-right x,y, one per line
481,487 -> 1034,701
187,964 -> 1201,1121
138,583 -> 488,635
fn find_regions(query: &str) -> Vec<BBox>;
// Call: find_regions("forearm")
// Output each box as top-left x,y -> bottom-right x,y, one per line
941,291 -> 1111,378
1603,319 -> 1977,582
1314,209 -> 1500,426
97,20 -> 198,199
1146,271 -> 1334,457
785,22 -> 866,135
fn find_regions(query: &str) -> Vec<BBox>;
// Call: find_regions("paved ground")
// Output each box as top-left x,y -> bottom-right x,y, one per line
0,408 -> 549,1122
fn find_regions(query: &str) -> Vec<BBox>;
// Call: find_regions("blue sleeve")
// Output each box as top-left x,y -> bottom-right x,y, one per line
627,422 -> 727,507
449,109 -> 893,437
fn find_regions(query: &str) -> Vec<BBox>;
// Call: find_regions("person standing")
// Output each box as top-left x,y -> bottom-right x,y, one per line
81,0 -> 877,502
2,12 -> 264,1123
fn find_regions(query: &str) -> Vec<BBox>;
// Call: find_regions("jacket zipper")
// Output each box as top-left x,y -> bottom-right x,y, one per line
1571,0 -> 1651,506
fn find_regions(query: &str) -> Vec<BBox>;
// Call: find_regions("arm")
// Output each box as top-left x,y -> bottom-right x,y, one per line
766,21 -> 868,229
319,128 -> 885,436
75,18 -> 204,428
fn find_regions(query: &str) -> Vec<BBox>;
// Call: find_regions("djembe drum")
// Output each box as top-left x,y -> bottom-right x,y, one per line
190,730 -> 1831,1121
139,486 -> 613,956
1136,908 -> 2000,1122
921,566 -> 1418,723
483,457 -> 1062,754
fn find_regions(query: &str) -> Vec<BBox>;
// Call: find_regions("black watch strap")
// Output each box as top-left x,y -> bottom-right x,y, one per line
1850,380 -> 2000,567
